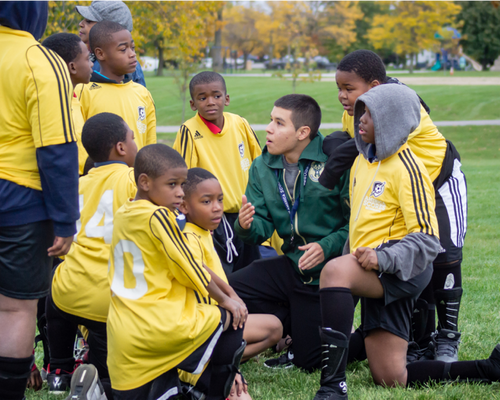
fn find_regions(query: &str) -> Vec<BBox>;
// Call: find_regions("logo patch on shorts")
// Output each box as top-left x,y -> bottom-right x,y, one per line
308,162 -> 325,182
371,181 -> 386,197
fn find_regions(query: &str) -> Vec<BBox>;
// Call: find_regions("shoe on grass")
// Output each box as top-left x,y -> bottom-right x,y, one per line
264,349 -> 294,369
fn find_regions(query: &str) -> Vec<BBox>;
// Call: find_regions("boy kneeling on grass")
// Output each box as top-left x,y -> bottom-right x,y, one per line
313,84 -> 500,400
107,144 -> 247,400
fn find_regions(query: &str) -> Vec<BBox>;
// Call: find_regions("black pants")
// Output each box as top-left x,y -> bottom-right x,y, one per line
228,256 -> 321,371
46,294 -> 109,384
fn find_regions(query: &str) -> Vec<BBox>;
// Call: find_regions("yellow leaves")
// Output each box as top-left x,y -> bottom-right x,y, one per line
367,1 -> 462,56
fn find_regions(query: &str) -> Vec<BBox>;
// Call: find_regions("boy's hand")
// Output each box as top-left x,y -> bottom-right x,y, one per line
230,373 -> 249,398
353,247 -> 379,271
48,236 -> 73,257
220,297 -> 248,330
298,243 -> 325,270
238,195 -> 255,230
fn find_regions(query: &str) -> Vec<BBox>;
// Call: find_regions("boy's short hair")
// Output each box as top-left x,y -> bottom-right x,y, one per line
82,112 -> 128,162
42,33 -> 82,63
189,71 -> 227,99
274,94 -> 321,139
338,50 -> 387,84
134,144 -> 187,184
89,20 -> 126,53
184,168 -> 218,199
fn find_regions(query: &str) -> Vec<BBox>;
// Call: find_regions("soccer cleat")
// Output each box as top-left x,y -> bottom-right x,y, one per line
406,341 -> 426,364
477,344 -> 500,382
65,364 -> 107,400
434,329 -> 461,362
313,383 -> 348,400
263,349 -> 294,369
47,368 -> 73,394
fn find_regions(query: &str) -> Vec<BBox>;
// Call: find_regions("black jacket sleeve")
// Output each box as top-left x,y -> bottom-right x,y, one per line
36,142 -> 80,237
319,131 -> 358,190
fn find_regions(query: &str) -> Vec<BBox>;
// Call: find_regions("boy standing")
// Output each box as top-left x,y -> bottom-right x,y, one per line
313,82 -> 499,400
229,94 -> 350,372
77,21 -> 156,151
173,71 -> 262,274
46,113 -> 137,398
43,32 -> 94,175
107,144 -> 247,400
0,3 -> 79,399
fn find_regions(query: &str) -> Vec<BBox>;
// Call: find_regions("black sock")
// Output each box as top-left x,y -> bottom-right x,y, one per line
416,283 -> 436,347
347,328 -> 366,363
319,287 -> 354,337
407,360 -> 483,386
0,355 -> 33,400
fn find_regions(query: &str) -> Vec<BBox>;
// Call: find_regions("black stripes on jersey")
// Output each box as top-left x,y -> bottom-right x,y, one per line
34,45 -> 75,144
151,209 -> 210,289
250,128 -> 260,147
179,125 -> 193,161
399,149 -> 435,236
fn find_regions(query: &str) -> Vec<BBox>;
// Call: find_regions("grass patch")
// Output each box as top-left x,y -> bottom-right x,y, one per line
147,75 -> 500,126
28,125 -> 500,399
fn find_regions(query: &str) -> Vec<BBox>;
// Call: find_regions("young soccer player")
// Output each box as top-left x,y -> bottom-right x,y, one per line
46,112 -> 137,398
42,32 -> 93,175
320,50 -> 467,362
228,94 -> 350,372
75,0 -> 146,87
107,144 -> 248,400
173,71 -> 262,275
76,21 -> 156,151
313,84 -> 500,400
0,3 -> 79,399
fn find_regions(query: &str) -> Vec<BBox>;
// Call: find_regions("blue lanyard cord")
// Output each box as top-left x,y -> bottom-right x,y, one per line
275,163 -> 311,243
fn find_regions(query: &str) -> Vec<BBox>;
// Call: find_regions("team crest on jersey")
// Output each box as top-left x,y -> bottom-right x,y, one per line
238,142 -> 245,158
138,106 -> 146,121
371,181 -> 386,197
308,162 -> 325,182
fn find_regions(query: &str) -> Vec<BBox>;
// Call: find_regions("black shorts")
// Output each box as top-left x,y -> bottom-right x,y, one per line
0,220 -> 54,299
113,310 -> 225,400
361,262 -> 433,341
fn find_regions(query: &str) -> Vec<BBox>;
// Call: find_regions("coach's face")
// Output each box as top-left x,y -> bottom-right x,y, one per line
265,107 -> 310,162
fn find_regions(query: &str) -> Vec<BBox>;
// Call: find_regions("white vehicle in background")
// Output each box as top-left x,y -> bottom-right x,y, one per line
141,56 -> 159,72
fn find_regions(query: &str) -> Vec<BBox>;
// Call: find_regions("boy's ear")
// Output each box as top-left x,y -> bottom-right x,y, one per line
189,99 -> 197,111
297,126 -> 311,141
137,173 -> 150,192
115,141 -> 126,156
94,47 -> 105,62
224,94 -> 230,106
370,80 -> 381,88
67,61 -> 77,76
178,200 -> 189,215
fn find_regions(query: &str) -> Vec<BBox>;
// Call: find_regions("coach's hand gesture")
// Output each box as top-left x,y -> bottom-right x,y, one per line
298,242 -> 325,270
353,247 -> 379,271
238,195 -> 255,230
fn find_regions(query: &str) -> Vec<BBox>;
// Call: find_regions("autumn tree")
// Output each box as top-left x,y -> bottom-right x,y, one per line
457,1 -> 500,70
367,1 -> 462,72
45,1 -> 90,38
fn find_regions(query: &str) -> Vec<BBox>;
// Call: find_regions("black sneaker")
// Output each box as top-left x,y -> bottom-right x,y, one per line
406,341 -> 426,364
47,368 -> 73,395
434,329 -> 461,363
313,378 -> 348,400
263,349 -> 294,369
65,364 -> 107,400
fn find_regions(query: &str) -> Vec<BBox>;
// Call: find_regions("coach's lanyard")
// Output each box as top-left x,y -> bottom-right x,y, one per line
275,162 -> 311,244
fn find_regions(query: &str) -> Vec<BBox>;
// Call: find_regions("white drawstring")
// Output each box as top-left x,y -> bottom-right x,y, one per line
222,214 -> 239,263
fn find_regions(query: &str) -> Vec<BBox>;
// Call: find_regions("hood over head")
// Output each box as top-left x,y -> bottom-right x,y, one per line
0,1 -> 48,40
354,84 -> 420,161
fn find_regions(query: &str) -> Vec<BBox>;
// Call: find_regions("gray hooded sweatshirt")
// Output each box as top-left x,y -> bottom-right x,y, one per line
352,84 -> 441,281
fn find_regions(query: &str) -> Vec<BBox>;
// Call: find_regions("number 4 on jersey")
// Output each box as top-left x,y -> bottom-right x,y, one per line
75,190 -> 114,244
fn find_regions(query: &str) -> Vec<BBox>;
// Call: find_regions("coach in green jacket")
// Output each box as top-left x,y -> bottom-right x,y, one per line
229,94 -> 350,372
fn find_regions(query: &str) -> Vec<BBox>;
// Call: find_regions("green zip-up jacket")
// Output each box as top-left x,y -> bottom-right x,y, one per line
234,134 -> 350,284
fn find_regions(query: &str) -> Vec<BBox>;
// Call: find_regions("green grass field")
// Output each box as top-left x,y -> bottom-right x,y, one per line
147,74 -> 500,127
25,76 -> 500,400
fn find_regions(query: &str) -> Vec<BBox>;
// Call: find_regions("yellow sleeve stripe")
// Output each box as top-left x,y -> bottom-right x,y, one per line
399,149 -> 435,236
153,209 -> 210,287
34,45 -> 75,143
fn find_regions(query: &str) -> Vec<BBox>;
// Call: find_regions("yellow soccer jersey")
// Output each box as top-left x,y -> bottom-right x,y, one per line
342,105 -> 447,181
173,112 -> 262,213
52,163 -> 136,322
76,80 -> 156,150
349,144 -> 439,252
0,27 -> 75,190
107,200 -> 221,391
72,94 -> 89,175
